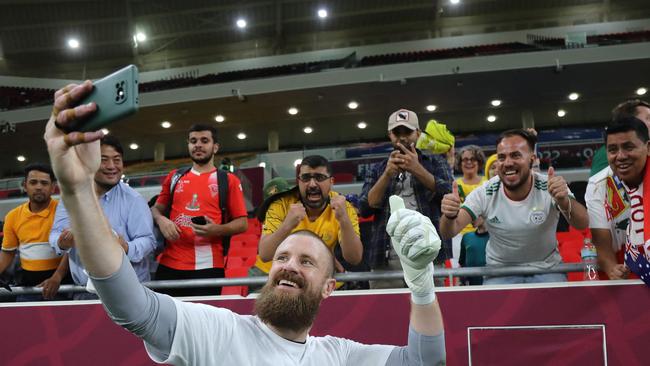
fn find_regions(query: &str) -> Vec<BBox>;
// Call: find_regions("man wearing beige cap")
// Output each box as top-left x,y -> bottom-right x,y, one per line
360,109 -> 453,288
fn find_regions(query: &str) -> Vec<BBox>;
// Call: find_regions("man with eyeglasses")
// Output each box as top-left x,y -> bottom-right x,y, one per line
360,109 -> 453,288
252,155 -> 363,280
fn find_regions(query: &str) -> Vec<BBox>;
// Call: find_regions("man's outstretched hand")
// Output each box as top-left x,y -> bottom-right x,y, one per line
386,195 -> 441,305
43,81 -> 104,193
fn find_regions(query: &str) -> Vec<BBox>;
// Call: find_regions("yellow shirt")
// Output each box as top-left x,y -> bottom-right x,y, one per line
2,199 -> 61,271
456,177 -> 487,235
254,191 -> 360,274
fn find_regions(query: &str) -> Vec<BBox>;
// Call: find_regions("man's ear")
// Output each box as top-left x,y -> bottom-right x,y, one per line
321,278 -> 337,299
213,142 -> 220,154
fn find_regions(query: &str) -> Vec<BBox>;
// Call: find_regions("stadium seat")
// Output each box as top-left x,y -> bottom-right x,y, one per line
557,231 -> 587,281
226,255 -> 257,269
222,267 -> 249,296
230,234 -> 259,249
228,246 -> 257,258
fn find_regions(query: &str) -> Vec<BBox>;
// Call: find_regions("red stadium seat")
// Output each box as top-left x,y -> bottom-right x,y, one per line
222,267 -> 249,296
230,234 -> 259,249
226,255 -> 256,269
228,246 -> 257,258
557,231 -> 587,282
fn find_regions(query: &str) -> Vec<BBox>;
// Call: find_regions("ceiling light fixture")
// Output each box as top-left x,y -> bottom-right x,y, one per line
16,155 -> 26,162
568,92 -> 580,101
303,127 -> 313,134
161,121 -> 171,128
357,121 -> 367,129
237,132 -> 247,140
288,107 -> 299,115
636,87 -> 647,96
557,109 -> 567,117
426,105 -> 437,112
490,99 -> 502,107
214,115 -> 225,123
258,162 -> 266,168
236,19 -> 247,29
67,38 -> 80,49
129,143 -> 139,150
135,32 -> 146,42
450,0 -> 461,4
347,101 -> 358,110
317,9 -> 328,18
486,115 -> 497,123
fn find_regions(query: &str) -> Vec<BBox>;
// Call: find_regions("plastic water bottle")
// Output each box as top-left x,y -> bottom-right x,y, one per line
581,238 -> 599,281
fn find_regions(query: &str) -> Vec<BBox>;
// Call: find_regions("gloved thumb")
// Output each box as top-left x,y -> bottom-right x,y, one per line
390,195 -> 405,214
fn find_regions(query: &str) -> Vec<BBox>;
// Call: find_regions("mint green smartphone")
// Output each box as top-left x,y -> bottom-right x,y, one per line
66,65 -> 139,132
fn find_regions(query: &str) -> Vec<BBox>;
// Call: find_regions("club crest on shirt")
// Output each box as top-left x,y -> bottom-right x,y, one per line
530,208 -> 546,225
209,183 -> 219,198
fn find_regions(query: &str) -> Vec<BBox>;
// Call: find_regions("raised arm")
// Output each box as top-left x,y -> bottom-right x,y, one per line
330,195 -> 363,265
367,153 -> 401,208
547,167 -> 589,230
44,81 -> 177,358
384,196 -> 446,365
44,81 -> 122,278
258,202 -> 304,262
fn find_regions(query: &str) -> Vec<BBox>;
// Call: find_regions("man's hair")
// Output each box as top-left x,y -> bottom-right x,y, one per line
24,163 -> 55,182
100,135 -> 124,156
605,116 -> 650,144
298,155 -> 332,176
612,99 -> 650,121
454,144 -> 486,173
288,230 -> 335,277
496,129 -> 537,152
189,124 -> 218,143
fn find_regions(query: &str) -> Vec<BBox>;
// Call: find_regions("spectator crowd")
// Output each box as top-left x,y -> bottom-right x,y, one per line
1,98 -> 650,301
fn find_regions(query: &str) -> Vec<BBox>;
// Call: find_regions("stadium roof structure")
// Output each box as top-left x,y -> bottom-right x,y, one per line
0,0 -> 649,176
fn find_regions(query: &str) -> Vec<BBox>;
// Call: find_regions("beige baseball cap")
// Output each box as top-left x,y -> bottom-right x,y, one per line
387,109 -> 419,131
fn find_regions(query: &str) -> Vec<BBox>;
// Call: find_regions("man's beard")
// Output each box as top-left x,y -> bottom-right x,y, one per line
501,172 -> 530,191
254,272 -> 322,333
29,193 -> 49,204
191,153 -> 213,165
301,187 -> 326,209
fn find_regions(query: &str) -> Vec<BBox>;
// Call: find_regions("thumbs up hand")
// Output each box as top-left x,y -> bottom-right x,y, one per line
386,196 -> 440,305
441,180 -> 462,219
547,166 -> 569,203
547,166 -> 555,180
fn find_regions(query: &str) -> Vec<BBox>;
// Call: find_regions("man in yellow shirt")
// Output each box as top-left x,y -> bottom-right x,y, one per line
1,163 -> 69,301
253,155 -> 363,277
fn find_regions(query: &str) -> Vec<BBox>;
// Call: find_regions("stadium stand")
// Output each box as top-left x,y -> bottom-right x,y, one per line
2,30 -> 649,111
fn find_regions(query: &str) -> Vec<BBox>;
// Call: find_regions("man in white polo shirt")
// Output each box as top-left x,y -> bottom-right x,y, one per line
440,129 -> 589,284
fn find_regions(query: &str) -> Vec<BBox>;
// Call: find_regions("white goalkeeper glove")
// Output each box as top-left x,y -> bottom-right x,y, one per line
386,196 -> 441,304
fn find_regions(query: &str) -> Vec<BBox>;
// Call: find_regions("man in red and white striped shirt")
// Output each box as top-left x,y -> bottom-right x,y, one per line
151,124 -> 248,296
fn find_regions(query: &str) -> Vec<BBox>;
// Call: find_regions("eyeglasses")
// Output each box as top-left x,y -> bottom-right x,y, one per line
461,157 -> 477,163
298,173 -> 331,183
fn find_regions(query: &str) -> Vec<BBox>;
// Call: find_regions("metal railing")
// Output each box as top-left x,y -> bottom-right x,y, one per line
0,263 -> 587,297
